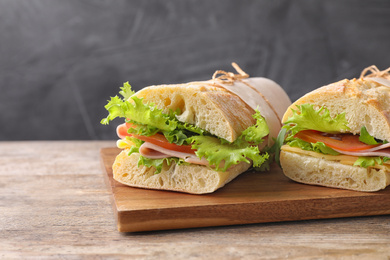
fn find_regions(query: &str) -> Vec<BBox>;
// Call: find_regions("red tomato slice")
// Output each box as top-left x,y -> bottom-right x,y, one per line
294,130 -> 380,152
131,133 -> 196,154
125,122 -> 136,129
118,122 -> 196,154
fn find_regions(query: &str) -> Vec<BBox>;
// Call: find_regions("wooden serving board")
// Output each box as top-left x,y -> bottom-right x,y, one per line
100,147 -> 390,232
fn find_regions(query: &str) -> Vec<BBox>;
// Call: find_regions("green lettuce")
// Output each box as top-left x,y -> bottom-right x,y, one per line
353,157 -> 382,168
241,111 -> 269,143
359,126 -> 382,145
287,138 -> 339,155
311,142 -> 340,155
353,156 -> 390,168
126,136 -> 143,155
101,82 -> 134,125
267,128 -> 287,167
283,104 -> 350,136
188,135 -> 269,172
101,82 -> 177,132
138,156 -> 188,173
119,81 -> 134,100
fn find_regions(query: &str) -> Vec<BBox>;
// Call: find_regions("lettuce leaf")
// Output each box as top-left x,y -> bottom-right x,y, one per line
126,116 -> 204,145
163,129 -> 189,145
241,110 -> 269,144
188,135 -> 269,172
267,128 -> 287,167
353,157 -> 383,168
101,83 -> 177,132
119,81 -> 135,101
138,156 -> 188,174
311,142 -> 340,155
359,126 -> 379,145
283,104 -> 350,136
287,138 -> 340,156
101,82 -> 135,125
178,122 -> 205,135
127,123 -> 160,137
353,156 -> 390,168
126,137 -> 144,155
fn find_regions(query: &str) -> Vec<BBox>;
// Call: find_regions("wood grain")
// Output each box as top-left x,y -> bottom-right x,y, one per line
101,147 -> 390,232
2,141 -> 390,259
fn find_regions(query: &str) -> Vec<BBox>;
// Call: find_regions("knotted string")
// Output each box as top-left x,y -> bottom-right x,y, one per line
211,62 -> 282,124
212,62 -> 249,85
360,65 -> 390,80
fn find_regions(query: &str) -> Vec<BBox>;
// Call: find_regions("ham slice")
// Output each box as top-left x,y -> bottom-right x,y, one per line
368,77 -> 390,88
333,147 -> 390,157
331,138 -> 390,157
139,141 -> 209,166
214,77 -> 291,146
360,142 -> 390,152
116,123 -> 129,139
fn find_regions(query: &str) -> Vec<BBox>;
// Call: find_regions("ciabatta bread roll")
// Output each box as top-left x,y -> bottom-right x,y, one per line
280,65 -> 390,192
113,151 -> 251,194
102,63 -> 291,194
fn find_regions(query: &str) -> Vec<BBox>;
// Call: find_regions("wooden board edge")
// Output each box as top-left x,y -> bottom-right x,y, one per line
116,196 -> 390,232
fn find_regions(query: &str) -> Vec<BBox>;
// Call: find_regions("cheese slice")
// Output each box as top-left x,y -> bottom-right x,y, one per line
281,145 -> 390,169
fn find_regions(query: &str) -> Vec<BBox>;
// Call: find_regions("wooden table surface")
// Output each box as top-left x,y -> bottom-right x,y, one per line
1,141 -> 390,259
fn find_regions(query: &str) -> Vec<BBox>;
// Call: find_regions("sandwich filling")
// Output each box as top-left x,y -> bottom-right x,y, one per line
281,103 -> 390,168
102,82 -> 270,173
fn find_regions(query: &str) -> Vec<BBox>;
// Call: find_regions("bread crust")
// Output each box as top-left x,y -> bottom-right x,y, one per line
113,150 -> 251,194
280,147 -> 390,192
282,78 -> 390,141
134,83 -> 256,143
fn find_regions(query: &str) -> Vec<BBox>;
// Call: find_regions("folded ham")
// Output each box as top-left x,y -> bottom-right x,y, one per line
139,141 -> 209,165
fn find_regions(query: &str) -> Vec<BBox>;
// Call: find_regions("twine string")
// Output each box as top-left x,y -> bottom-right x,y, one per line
212,62 -> 249,85
360,65 -> 390,80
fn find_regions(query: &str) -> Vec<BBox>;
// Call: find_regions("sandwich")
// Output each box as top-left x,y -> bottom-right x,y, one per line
279,65 -> 390,192
101,63 -> 291,194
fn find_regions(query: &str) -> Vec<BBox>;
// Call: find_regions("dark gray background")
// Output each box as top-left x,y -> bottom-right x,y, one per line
1,0 -> 389,140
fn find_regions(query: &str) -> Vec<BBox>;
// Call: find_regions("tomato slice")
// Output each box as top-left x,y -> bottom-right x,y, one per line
294,130 -> 380,152
125,122 -> 136,129
117,122 -> 196,154
131,133 -> 196,154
